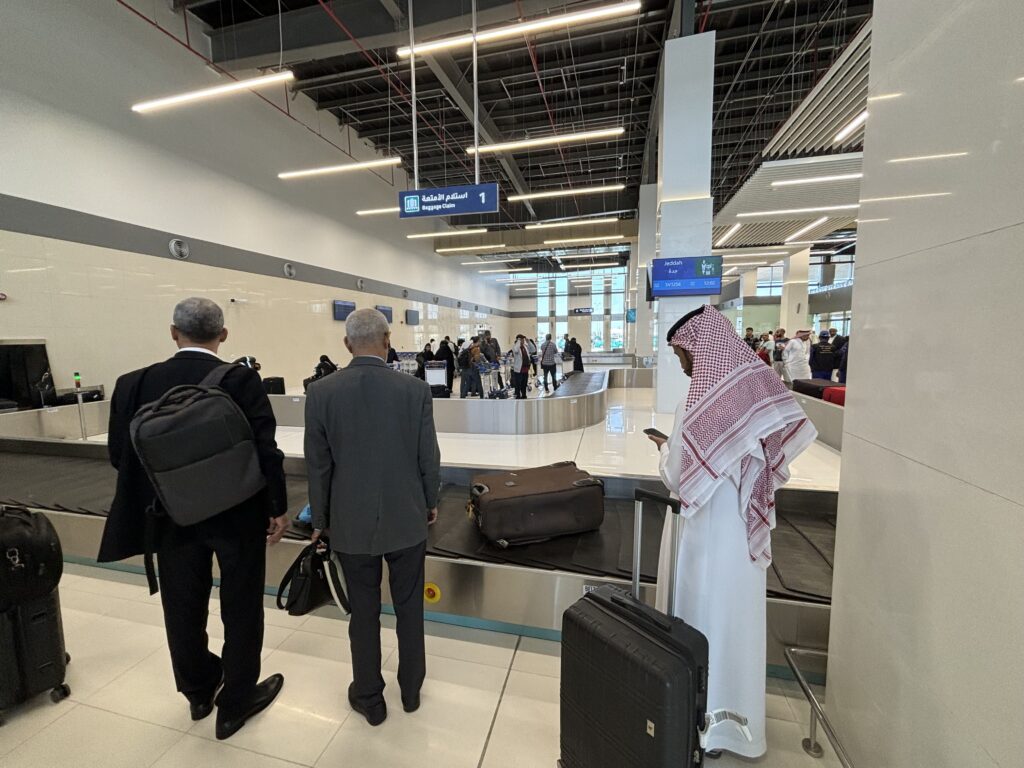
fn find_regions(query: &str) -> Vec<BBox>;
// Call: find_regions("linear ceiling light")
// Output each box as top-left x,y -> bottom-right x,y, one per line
131,70 -> 294,113
397,2 -> 641,57
785,217 -> 829,243
279,157 -> 400,180
468,127 -> 624,155
544,235 -> 625,245
480,267 -> 532,273
408,229 -> 488,239
867,92 -> 903,101
459,259 -> 518,265
508,184 -> 625,202
860,192 -> 951,203
556,252 -> 625,261
887,152 -> 968,163
855,218 -> 889,224
834,110 -> 869,143
436,244 -> 506,253
771,173 -> 863,187
737,204 -> 858,217
719,251 -> 791,258
724,267 -> 738,276
784,237 -> 856,245
525,217 -> 620,230
355,206 -> 399,216
722,262 -> 766,268
559,262 -> 621,270
810,250 -> 836,256
714,223 -> 741,247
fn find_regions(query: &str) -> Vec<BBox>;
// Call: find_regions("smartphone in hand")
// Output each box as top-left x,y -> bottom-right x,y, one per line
643,427 -> 669,441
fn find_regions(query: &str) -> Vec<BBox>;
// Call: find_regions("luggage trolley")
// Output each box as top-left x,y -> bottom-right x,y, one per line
561,354 -> 576,380
425,361 -> 450,398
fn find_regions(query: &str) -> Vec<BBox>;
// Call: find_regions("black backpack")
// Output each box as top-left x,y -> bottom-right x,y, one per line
0,506 -> 63,605
458,347 -> 472,368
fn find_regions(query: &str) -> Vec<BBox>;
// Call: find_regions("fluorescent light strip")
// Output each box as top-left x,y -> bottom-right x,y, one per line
555,252 -> 626,261
508,184 -> 625,202
132,70 -> 294,113
714,223 -> 741,247
860,192 -> 951,203
279,157 -> 400,180
543,235 -> 625,245
771,173 -> 863,187
525,217 -> 620,230
785,216 -> 829,243
356,206 -> 400,216
408,229 -> 488,239
855,218 -> 889,224
722,262 -> 766,268
480,267 -> 532,273
835,110 -> 869,143
785,237 -> 857,245
719,252 -> 791,258
737,204 -> 858,217
559,262 -> 621,271
887,152 -> 969,163
459,259 -> 518,265
468,127 -> 623,155
397,2 -> 641,57
724,267 -> 738,276
867,92 -> 903,101
810,251 -> 836,256
436,244 -> 506,253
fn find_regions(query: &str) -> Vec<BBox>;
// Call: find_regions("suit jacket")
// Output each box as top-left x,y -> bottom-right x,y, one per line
304,356 -> 441,555
97,351 -> 287,563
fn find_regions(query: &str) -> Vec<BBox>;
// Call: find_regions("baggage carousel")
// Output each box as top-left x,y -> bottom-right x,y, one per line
0,433 -> 834,664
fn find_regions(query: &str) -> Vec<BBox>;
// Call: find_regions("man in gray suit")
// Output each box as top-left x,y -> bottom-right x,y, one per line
304,308 -> 441,726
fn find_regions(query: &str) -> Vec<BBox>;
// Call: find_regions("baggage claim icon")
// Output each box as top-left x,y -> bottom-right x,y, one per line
424,582 -> 442,604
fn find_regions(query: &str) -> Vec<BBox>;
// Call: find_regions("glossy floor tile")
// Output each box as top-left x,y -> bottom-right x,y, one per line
2,568 -> 842,767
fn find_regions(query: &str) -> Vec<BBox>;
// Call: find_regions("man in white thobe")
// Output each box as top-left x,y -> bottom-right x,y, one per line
648,306 -> 817,759
782,329 -> 813,382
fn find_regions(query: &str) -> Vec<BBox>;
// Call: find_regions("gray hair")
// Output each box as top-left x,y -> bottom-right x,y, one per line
172,297 -> 224,342
346,307 -> 390,349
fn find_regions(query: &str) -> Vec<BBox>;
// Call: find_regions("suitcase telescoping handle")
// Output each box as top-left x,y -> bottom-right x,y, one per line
631,488 -> 681,606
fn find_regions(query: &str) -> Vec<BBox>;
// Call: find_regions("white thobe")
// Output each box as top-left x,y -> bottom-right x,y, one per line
656,397 -> 768,758
782,338 -> 811,382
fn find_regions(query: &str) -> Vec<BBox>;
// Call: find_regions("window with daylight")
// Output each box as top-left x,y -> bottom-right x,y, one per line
537,279 -> 551,317
555,321 -> 568,348
537,320 -> 551,342
610,320 -> 624,350
555,279 -> 568,317
591,278 -> 606,314
591,319 -> 605,351
755,266 -> 783,296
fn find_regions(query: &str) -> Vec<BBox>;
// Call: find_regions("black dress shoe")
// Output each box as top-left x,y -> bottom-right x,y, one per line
215,674 -> 284,741
401,693 -> 420,714
348,684 -> 387,726
189,672 -> 224,721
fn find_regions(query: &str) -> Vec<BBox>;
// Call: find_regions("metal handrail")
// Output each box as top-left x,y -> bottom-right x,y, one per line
784,647 -> 855,768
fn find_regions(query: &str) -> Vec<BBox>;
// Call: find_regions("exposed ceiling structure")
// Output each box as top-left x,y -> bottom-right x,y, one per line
178,0 -> 872,286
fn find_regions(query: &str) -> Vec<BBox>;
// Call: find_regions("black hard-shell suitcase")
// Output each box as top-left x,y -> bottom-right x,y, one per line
430,385 -> 451,399
0,590 -> 71,722
469,462 -> 604,548
560,488 -> 710,768
791,378 -> 835,399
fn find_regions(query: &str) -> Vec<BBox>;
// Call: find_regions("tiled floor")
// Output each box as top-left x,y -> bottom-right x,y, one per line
84,388 -> 841,492
0,566 -> 844,768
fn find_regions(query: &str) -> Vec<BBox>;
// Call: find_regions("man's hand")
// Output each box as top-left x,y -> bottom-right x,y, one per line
266,514 -> 289,545
427,507 -> 439,526
310,528 -> 322,544
647,434 -> 668,450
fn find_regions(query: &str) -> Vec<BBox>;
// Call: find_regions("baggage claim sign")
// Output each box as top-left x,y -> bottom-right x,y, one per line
399,183 -> 499,218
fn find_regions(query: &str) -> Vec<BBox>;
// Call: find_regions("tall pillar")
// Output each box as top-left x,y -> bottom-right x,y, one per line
654,31 -> 716,414
632,183 -> 657,360
825,1 -> 1024,766
740,269 -> 759,299
779,248 -> 810,335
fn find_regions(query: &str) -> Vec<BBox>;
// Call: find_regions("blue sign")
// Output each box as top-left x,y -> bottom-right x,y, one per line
399,183 -> 499,218
626,308 -> 637,323
650,256 -> 723,297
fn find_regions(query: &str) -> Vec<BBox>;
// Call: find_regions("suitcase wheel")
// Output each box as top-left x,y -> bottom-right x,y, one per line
50,684 -> 71,703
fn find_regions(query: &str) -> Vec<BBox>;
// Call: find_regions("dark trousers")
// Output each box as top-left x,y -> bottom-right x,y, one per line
541,364 -> 559,391
512,370 -> 528,399
338,541 -> 426,709
157,526 -> 265,716
812,370 -> 833,380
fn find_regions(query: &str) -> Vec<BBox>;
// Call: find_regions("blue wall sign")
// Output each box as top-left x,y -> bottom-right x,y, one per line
650,256 -> 723,297
626,308 -> 637,323
399,183 -> 499,218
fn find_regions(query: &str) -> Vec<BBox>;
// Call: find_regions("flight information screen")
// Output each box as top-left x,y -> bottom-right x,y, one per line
650,256 -> 723,297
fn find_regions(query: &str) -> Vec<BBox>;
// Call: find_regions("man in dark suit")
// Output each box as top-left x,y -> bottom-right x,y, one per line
305,308 -> 441,727
98,297 -> 289,740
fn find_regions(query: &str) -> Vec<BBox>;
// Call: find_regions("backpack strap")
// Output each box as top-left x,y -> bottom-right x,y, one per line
199,363 -> 239,389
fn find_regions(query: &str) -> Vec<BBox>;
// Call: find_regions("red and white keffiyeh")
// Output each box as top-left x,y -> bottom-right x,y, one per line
670,306 -> 817,567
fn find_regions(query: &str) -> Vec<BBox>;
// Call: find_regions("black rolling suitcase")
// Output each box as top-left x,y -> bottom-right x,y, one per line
791,378 -> 835,399
560,489 -> 712,768
430,385 -> 451,399
0,506 -> 71,724
262,376 -> 285,395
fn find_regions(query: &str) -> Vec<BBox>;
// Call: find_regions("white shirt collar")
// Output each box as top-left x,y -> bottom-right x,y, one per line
178,347 -> 221,359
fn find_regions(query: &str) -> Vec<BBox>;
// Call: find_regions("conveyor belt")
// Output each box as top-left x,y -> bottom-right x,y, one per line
0,450 -> 835,603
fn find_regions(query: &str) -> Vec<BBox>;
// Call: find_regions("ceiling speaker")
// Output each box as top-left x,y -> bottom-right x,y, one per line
168,238 -> 190,260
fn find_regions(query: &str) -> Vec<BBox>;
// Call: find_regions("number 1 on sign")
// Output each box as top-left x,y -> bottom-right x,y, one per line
479,192 -> 486,204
